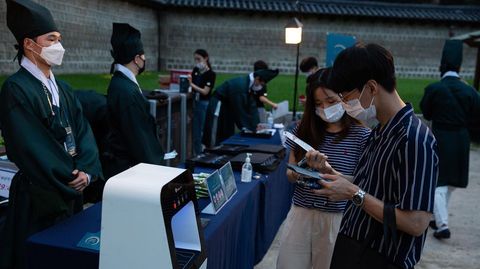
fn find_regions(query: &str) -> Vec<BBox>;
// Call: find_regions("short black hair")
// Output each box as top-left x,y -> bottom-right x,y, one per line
254,60 -> 268,71
327,43 -> 396,93
299,57 -> 318,73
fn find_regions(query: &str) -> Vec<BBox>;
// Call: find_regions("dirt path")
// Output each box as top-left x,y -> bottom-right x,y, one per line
416,146 -> 480,269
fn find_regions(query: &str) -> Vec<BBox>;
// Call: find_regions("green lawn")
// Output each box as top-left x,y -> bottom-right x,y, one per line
65,73 -> 440,112
0,72 -> 439,112
0,72 -> 437,109
0,72 -> 469,146
1,72 -> 477,147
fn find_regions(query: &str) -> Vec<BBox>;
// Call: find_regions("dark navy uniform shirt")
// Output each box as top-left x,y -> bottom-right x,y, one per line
339,104 -> 438,269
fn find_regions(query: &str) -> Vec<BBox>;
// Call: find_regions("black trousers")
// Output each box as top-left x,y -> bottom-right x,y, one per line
330,234 -> 405,269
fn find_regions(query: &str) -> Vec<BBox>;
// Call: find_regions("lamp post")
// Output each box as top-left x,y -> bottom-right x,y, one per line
285,17 -> 303,121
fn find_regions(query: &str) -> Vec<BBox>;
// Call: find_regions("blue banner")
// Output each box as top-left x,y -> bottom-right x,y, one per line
326,33 -> 356,67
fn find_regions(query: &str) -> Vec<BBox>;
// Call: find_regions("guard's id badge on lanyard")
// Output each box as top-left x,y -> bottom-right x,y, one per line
64,126 -> 77,157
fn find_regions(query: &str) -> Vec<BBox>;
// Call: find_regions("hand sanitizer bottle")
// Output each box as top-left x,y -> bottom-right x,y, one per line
267,112 -> 274,128
241,153 -> 253,183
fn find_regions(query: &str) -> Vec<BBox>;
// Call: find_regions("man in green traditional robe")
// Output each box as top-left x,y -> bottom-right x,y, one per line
202,68 -> 279,146
420,39 -> 480,239
0,1 -> 103,268
102,23 -> 164,179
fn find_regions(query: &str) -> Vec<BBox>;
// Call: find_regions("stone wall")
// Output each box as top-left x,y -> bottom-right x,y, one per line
0,0 -> 158,74
0,1 -> 477,79
159,9 -> 477,78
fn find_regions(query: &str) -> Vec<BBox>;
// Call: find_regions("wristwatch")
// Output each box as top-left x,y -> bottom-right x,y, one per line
352,189 -> 366,207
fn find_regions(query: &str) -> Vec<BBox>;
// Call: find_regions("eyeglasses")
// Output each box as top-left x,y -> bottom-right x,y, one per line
338,88 -> 359,102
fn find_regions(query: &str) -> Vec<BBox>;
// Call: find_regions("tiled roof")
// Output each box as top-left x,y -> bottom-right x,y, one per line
147,0 -> 480,24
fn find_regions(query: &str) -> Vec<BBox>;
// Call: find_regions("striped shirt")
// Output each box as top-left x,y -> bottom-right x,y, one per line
338,104 -> 438,269
286,124 -> 371,212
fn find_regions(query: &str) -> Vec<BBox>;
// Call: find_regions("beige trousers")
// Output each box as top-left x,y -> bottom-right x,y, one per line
276,205 -> 343,269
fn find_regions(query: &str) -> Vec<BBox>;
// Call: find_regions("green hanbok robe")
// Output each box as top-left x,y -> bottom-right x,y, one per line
421,76 -> 480,187
203,75 -> 260,146
102,71 -> 164,179
0,67 -> 102,269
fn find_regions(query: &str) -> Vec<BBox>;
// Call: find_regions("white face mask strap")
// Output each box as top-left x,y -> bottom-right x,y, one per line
26,41 -> 44,68
358,84 -> 367,100
359,83 -> 375,107
27,39 -> 41,56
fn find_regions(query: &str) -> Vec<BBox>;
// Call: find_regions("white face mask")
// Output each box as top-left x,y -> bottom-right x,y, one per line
38,42 -> 65,66
342,86 -> 377,123
316,103 -> 345,123
196,61 -> 207,70
251,84 -> 263,92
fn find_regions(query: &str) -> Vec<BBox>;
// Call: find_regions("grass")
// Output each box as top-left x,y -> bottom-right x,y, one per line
57,72 -> 438,112
0,72 -> 441,112
1,72 -> 469,146
0,71 -> 441,110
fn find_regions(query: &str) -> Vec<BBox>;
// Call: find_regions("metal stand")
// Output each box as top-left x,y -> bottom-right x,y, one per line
292,43 -> 300,121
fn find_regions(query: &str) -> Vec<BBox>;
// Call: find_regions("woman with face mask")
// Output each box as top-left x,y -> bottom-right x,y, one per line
188,49 -> 216,156
277,68 -> 370,269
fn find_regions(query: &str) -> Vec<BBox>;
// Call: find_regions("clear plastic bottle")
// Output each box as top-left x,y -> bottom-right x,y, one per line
267,112 -> 274,128
241,153 -> 253,183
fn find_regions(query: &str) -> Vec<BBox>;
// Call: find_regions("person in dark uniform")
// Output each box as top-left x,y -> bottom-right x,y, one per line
74,90 -> 109,203
203,68 -> 279,146
103,23 -> 164,179
188,49 -> 216,156
299,56 -> 322,105
251,60 -> 278,122
420,40 -> 480,239
0,1 -> 102,268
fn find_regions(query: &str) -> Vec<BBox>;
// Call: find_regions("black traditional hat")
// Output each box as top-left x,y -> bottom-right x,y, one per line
254,69 -> 279,83
441,39 -> 463,74
110,23 -> 144,65
6,0 -> 58,45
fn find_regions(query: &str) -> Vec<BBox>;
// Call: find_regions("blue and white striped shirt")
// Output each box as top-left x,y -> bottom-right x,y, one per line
339,104 -> 438,269
286,124 -> 371,212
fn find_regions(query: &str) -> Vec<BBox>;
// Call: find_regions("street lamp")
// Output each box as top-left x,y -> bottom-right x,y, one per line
285,17 -> 303,121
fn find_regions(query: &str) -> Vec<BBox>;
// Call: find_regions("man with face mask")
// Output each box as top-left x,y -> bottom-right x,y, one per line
102,23 -> 164,180
203,68 -> 279,146
305,43 -> 439,269
251,60 -> 278,122
0,1 -> 103,268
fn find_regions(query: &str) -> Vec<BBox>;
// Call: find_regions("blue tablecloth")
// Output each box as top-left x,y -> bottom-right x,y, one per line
27,132 -> 294,269
223,132 -> 294,263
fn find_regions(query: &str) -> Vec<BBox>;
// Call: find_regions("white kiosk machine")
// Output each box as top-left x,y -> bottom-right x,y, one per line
100,164 -> 207,269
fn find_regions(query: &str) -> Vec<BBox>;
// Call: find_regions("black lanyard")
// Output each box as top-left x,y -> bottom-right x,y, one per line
41,82 -> 77,157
